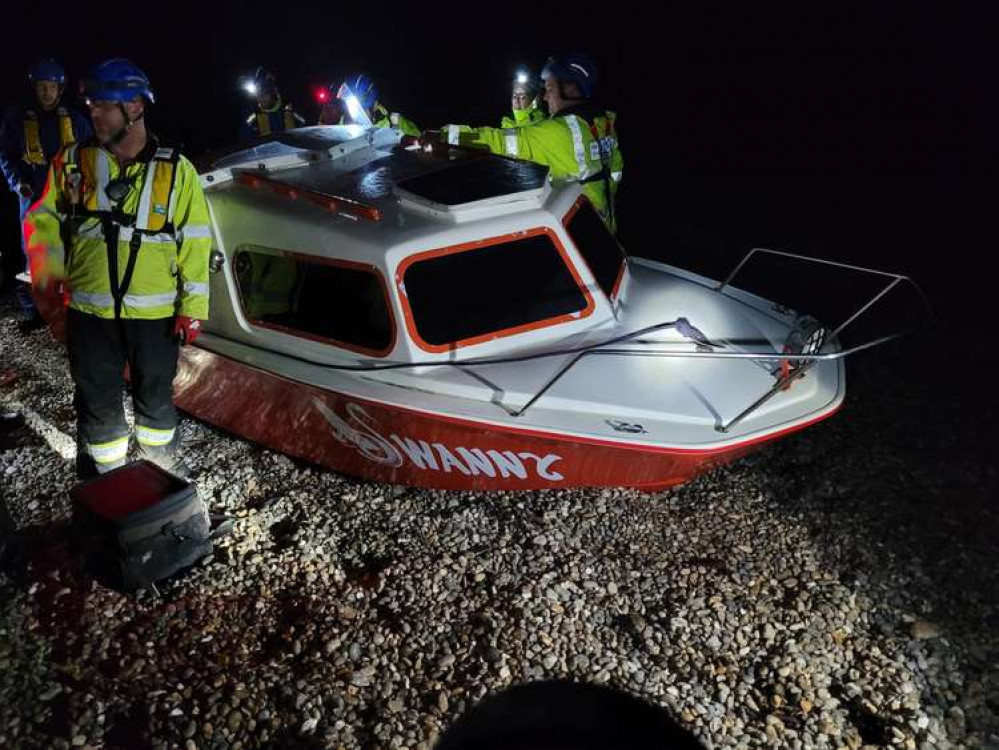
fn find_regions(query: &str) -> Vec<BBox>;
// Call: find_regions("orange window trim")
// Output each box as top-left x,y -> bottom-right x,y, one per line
396,226 -> 596,354
562,195 -> 627,302
235,248 -> 397,358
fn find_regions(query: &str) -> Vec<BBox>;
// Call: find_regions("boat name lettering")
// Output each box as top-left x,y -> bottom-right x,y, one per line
314,399 -> 564,482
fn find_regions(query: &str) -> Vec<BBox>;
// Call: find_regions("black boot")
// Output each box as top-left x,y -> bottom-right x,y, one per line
0,498 -> 21,575
17,315 -> 47,334
138,449 -> 190,479
137,433 -> 190,478
75,451 -> 99,481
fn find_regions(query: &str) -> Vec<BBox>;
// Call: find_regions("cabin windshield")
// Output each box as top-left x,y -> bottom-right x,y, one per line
564,199 -> 626,299
400,229 -> 593,352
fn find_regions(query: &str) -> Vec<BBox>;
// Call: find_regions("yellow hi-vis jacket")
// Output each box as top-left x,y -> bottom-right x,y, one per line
374,108 -> 420,137
239,251 -> 299,319
446,104 -> 623,232
339,103 -> 421,137
499,105 -> 545,129
24,137 -> 212,320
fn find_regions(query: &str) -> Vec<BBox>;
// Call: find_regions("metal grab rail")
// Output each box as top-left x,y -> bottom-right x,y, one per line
497,248 -> 933,430
717,247 -> 934,343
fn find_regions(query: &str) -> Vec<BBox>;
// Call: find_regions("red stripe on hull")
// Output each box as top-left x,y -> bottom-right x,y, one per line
174,347 -> 837,491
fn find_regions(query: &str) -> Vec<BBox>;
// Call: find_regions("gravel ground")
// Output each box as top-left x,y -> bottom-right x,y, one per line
1,293 -> 996,750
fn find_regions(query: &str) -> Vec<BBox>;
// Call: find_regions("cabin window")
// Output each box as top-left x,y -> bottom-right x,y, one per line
564,198 -> 626,299
400,228 -> 593,351
233,246 -> 394,355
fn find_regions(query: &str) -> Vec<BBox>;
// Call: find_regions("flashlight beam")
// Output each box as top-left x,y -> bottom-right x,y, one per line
342,90 -> 373,128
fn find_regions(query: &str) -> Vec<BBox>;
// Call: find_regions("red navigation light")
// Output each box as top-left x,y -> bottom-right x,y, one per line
316,88 -> 329,103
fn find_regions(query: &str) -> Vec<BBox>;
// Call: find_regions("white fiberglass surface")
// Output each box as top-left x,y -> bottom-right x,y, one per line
209,126 -> 370,170
199,325 -> 840,449
198,246 -> 843,446
369,261 -> 841,438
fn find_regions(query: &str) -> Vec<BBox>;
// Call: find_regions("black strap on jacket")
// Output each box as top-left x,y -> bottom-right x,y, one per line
108,226 -> 143,321
68,137 -> 181,319
588,119 -> 615,231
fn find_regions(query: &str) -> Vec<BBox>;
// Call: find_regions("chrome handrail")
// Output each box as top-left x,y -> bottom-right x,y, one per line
502,248 -> 933,429
717,247 -> 934,342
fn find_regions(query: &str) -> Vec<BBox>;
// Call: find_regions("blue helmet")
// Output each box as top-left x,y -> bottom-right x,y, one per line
337,73 -> 378,111
83,58 -> 155,104
541,53 -> 598,99
28,58 -> 66,85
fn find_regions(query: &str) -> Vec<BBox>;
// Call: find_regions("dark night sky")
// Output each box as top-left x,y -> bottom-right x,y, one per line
2,1 -> 996,326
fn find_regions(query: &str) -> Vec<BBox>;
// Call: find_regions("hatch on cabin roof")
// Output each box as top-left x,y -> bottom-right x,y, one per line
396,157 -> 549,206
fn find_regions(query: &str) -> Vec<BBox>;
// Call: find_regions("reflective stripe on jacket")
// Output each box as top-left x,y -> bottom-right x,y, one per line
24,137 -> 212,320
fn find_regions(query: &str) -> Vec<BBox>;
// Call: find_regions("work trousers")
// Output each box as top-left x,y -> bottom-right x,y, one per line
0,494 -> 17,568
16,195 -> 38,318
66,308 -> 179,473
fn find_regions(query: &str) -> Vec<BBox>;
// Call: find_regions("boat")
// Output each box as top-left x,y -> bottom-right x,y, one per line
34,125 -> 928,490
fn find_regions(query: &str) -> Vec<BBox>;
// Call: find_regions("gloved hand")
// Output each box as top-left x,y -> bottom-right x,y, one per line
173,316 -> 202,345
16,183 -> 33,199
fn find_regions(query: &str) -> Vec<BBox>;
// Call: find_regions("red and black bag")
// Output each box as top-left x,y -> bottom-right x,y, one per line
71,460 -> 212,591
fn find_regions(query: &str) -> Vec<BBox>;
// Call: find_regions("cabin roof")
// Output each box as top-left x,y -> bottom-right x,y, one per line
200,126 -> 553,237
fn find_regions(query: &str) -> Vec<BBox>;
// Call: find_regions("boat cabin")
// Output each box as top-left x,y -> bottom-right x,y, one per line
200,126 -> 629,364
